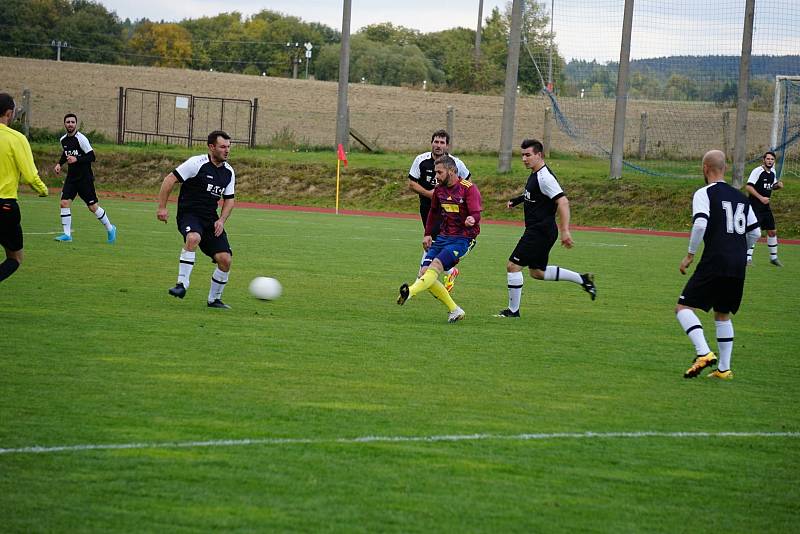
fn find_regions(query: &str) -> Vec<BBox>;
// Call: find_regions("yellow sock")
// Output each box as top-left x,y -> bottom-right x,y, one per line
428,280 -> 458,312
408,269 -> 439,297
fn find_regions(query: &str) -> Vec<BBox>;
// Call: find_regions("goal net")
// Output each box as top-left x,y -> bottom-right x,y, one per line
772,76 -> 800,179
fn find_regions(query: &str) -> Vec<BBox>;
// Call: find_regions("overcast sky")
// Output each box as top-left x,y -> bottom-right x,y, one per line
97,0 -> 798,62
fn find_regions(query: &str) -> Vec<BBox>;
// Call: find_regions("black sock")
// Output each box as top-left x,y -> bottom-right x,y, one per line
0,258 -> 20,282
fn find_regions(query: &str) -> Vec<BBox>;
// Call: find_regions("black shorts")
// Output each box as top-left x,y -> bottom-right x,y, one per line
177,212 -> 232,259
750,203 -> 775,231
61,178 -> 98,206
678,271 -> 744,314
509,225 -> 558,270
0,200 -> 23,252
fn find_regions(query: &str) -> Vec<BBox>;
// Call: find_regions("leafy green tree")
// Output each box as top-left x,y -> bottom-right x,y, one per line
129,22 -> 193,68
0,0 -> 123,63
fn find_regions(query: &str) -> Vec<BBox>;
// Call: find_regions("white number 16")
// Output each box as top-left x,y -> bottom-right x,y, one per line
721,201 -> 746,235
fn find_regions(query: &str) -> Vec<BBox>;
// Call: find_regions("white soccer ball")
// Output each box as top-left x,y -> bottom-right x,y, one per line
249,276 -> 282,300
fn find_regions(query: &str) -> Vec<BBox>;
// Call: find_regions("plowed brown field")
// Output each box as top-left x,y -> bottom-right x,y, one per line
2,56 -> 772,157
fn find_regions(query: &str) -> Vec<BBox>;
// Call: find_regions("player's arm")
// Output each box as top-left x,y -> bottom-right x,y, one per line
408,177 -> 433,199
507,194 -> 524,208
14,136 -> 48,196
464,182 -> 482,227
75,133 -> 95,163
214,198 -> 234,237
156,172 -> 179,222
555,195 -> 573,248
745,183 -> 768,204
681,190 -> 709,274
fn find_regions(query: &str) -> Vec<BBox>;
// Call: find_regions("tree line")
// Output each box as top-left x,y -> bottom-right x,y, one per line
2,0 -> 795,107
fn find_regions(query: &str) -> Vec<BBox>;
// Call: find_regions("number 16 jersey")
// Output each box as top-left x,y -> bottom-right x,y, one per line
692,181 -> 760,279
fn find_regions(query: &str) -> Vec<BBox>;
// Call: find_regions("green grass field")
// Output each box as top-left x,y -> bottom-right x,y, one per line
2,195 -> 799,532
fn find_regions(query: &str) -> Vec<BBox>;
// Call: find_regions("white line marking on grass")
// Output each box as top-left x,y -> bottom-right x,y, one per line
586,242 -> 628,247
1,431 -> 797,455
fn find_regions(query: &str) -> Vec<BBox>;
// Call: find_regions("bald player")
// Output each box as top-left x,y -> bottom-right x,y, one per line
677,150 -> 760,380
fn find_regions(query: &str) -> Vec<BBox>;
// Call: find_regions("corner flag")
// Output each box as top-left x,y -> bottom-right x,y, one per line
337,143 -> 348,166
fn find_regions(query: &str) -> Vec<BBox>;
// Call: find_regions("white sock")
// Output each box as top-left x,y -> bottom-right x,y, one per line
543,265 -> 583,285
94,206 -> 113,230
767,235 -> 778,260
178,249 -> 195,288
420,249 -> 431,269
746,245 -> 754,262
715,320 -> 734,372
208,268 -> 229,302
677,309 -> 711,356
60,208 -> 72,236
507,271 -> 524,312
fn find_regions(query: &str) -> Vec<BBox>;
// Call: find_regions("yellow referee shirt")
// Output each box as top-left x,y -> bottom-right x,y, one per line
0,123 -> 48,199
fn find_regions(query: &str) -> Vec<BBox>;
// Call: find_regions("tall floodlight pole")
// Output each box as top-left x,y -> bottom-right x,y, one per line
497,0 -> 524,173
475,0 -> 484,63
609,0 -> 634,179
732,0 -> 755,189
547,0 -> 554,91
335,0 -> 352,149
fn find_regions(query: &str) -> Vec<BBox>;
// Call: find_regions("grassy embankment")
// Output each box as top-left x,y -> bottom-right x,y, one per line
30,142 -> 799,237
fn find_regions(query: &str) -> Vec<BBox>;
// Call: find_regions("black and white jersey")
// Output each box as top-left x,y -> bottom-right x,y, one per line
746,165 -> 778,199
173,155 -> 235,218
693,181 -> 759,279
510,165 -> 564,229
59,131 -> 95,181
408,152 -> 470,210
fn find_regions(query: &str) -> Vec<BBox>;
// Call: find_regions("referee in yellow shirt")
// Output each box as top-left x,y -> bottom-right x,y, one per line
0,92 -> 48,283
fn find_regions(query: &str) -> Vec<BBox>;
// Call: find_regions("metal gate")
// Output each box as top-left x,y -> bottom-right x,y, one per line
117,87 -> 258,148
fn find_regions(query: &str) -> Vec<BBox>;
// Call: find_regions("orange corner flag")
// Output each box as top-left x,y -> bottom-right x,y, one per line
337,143 -> 348,167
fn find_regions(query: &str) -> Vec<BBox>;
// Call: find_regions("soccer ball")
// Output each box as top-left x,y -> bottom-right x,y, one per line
249,277 -> 282,300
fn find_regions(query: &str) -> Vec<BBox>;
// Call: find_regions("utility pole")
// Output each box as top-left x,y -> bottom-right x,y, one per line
475,0 -> 484,63
286,42 -> 301,79
335,0 -> 352,149
609,0 -> 634,179
732,0 -> 755,189
497,0 -> 523,173
51,40 -> 69,61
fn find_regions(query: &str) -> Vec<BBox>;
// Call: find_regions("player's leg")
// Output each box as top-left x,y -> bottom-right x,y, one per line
707,277 -> 743,379
169,215 -> 202,298
0,201 -> 24,282
81,184 -> 116,243
496,259 -> 524,318
205,230 -> 233,308
55,185 -> 75,241
677,273 -> 717,378
399,241 -> 442,305
767,227 -> 781,267
207,252 -> 232,308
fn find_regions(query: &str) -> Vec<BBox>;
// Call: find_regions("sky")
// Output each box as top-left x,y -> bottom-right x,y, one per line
97,0 -> 799,63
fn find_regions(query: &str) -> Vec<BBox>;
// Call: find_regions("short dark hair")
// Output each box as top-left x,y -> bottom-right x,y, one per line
64,113 -> 77,122
435,155 -> 458,172
0,93 -> 15,116
520,138 -> 544,153
764,150 -> 777,159
430,129 -> 450,144
208,130 -> 231,145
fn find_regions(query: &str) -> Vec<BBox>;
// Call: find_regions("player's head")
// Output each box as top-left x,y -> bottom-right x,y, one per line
207,130 -> 231,163
63,113 -> 78,134
0,93 -> 16,123
701,149 -> 726,184
520,138 -> 545,169
763,151 -> 776,168
434,155 -> 458,186
430,129 -> 450,157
